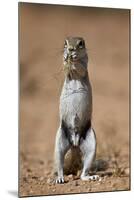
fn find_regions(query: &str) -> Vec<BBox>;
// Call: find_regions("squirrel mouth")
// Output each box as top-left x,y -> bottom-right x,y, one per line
64,53 -> 79,63
70,54 -> 78,62
66,57 -> 79,63
71,57 -> 79,62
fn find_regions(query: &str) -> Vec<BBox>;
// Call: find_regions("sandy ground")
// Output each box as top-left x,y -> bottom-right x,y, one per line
19,3 -> 130,197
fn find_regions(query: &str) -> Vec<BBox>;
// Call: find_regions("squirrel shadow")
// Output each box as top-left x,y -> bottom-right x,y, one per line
63,154 -> 110,177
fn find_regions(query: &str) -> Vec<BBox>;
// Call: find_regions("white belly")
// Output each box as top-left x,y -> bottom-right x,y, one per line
60,80 -> 92,127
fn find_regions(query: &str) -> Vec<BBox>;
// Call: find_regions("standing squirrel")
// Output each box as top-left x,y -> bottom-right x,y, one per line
54,37 -> 100,184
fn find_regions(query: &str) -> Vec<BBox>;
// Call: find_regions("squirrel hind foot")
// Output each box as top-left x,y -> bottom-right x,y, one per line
55,177 -> 65,184
81,174 -> 100,181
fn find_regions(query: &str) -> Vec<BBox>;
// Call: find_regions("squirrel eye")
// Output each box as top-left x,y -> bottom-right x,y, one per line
64,40 -> 67,48
78,40 -> 85,49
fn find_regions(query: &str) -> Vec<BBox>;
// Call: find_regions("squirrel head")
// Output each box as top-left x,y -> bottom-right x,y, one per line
63,37 -> 88,80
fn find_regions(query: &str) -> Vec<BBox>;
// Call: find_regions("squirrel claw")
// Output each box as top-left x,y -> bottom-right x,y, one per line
55,177 -> 64,184
81,175 -> 100,181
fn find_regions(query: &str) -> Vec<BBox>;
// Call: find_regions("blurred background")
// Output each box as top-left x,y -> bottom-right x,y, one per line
19,2 -> 130,196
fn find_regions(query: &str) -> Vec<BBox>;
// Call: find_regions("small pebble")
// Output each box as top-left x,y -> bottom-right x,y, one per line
74,181 -> 79,186
99,177 -> 102,182
47,177 -> 54,184
68,174 -> 73,179
32,176 -> 38,179
112,183 -> 117,188
124,168 -> 129,176
39,160 -> 44,165
39,176 -> 45,181
27,168 -> 32,173
68,188 -> 73,192
73,175 -> 79,180
44,171 -> 50,175
23,177 -> 27,182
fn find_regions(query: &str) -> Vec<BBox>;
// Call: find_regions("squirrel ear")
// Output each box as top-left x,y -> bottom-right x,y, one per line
64,40 -> 68,48
78,40 -> 85,49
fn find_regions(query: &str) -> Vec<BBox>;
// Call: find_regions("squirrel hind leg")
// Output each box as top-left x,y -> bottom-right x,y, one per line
54,126 -> 70,184
80,128 -> 100,181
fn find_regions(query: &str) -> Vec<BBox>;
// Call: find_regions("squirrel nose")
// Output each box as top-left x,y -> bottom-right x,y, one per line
68,46 -> 74,51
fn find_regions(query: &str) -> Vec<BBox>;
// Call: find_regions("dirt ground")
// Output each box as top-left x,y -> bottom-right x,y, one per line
19,3 -> 130,197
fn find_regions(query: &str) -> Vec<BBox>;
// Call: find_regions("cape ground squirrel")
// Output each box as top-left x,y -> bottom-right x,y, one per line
54,37 -> 99,184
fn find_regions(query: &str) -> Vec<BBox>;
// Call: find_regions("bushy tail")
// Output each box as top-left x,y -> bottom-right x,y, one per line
91,159 -> 109,172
